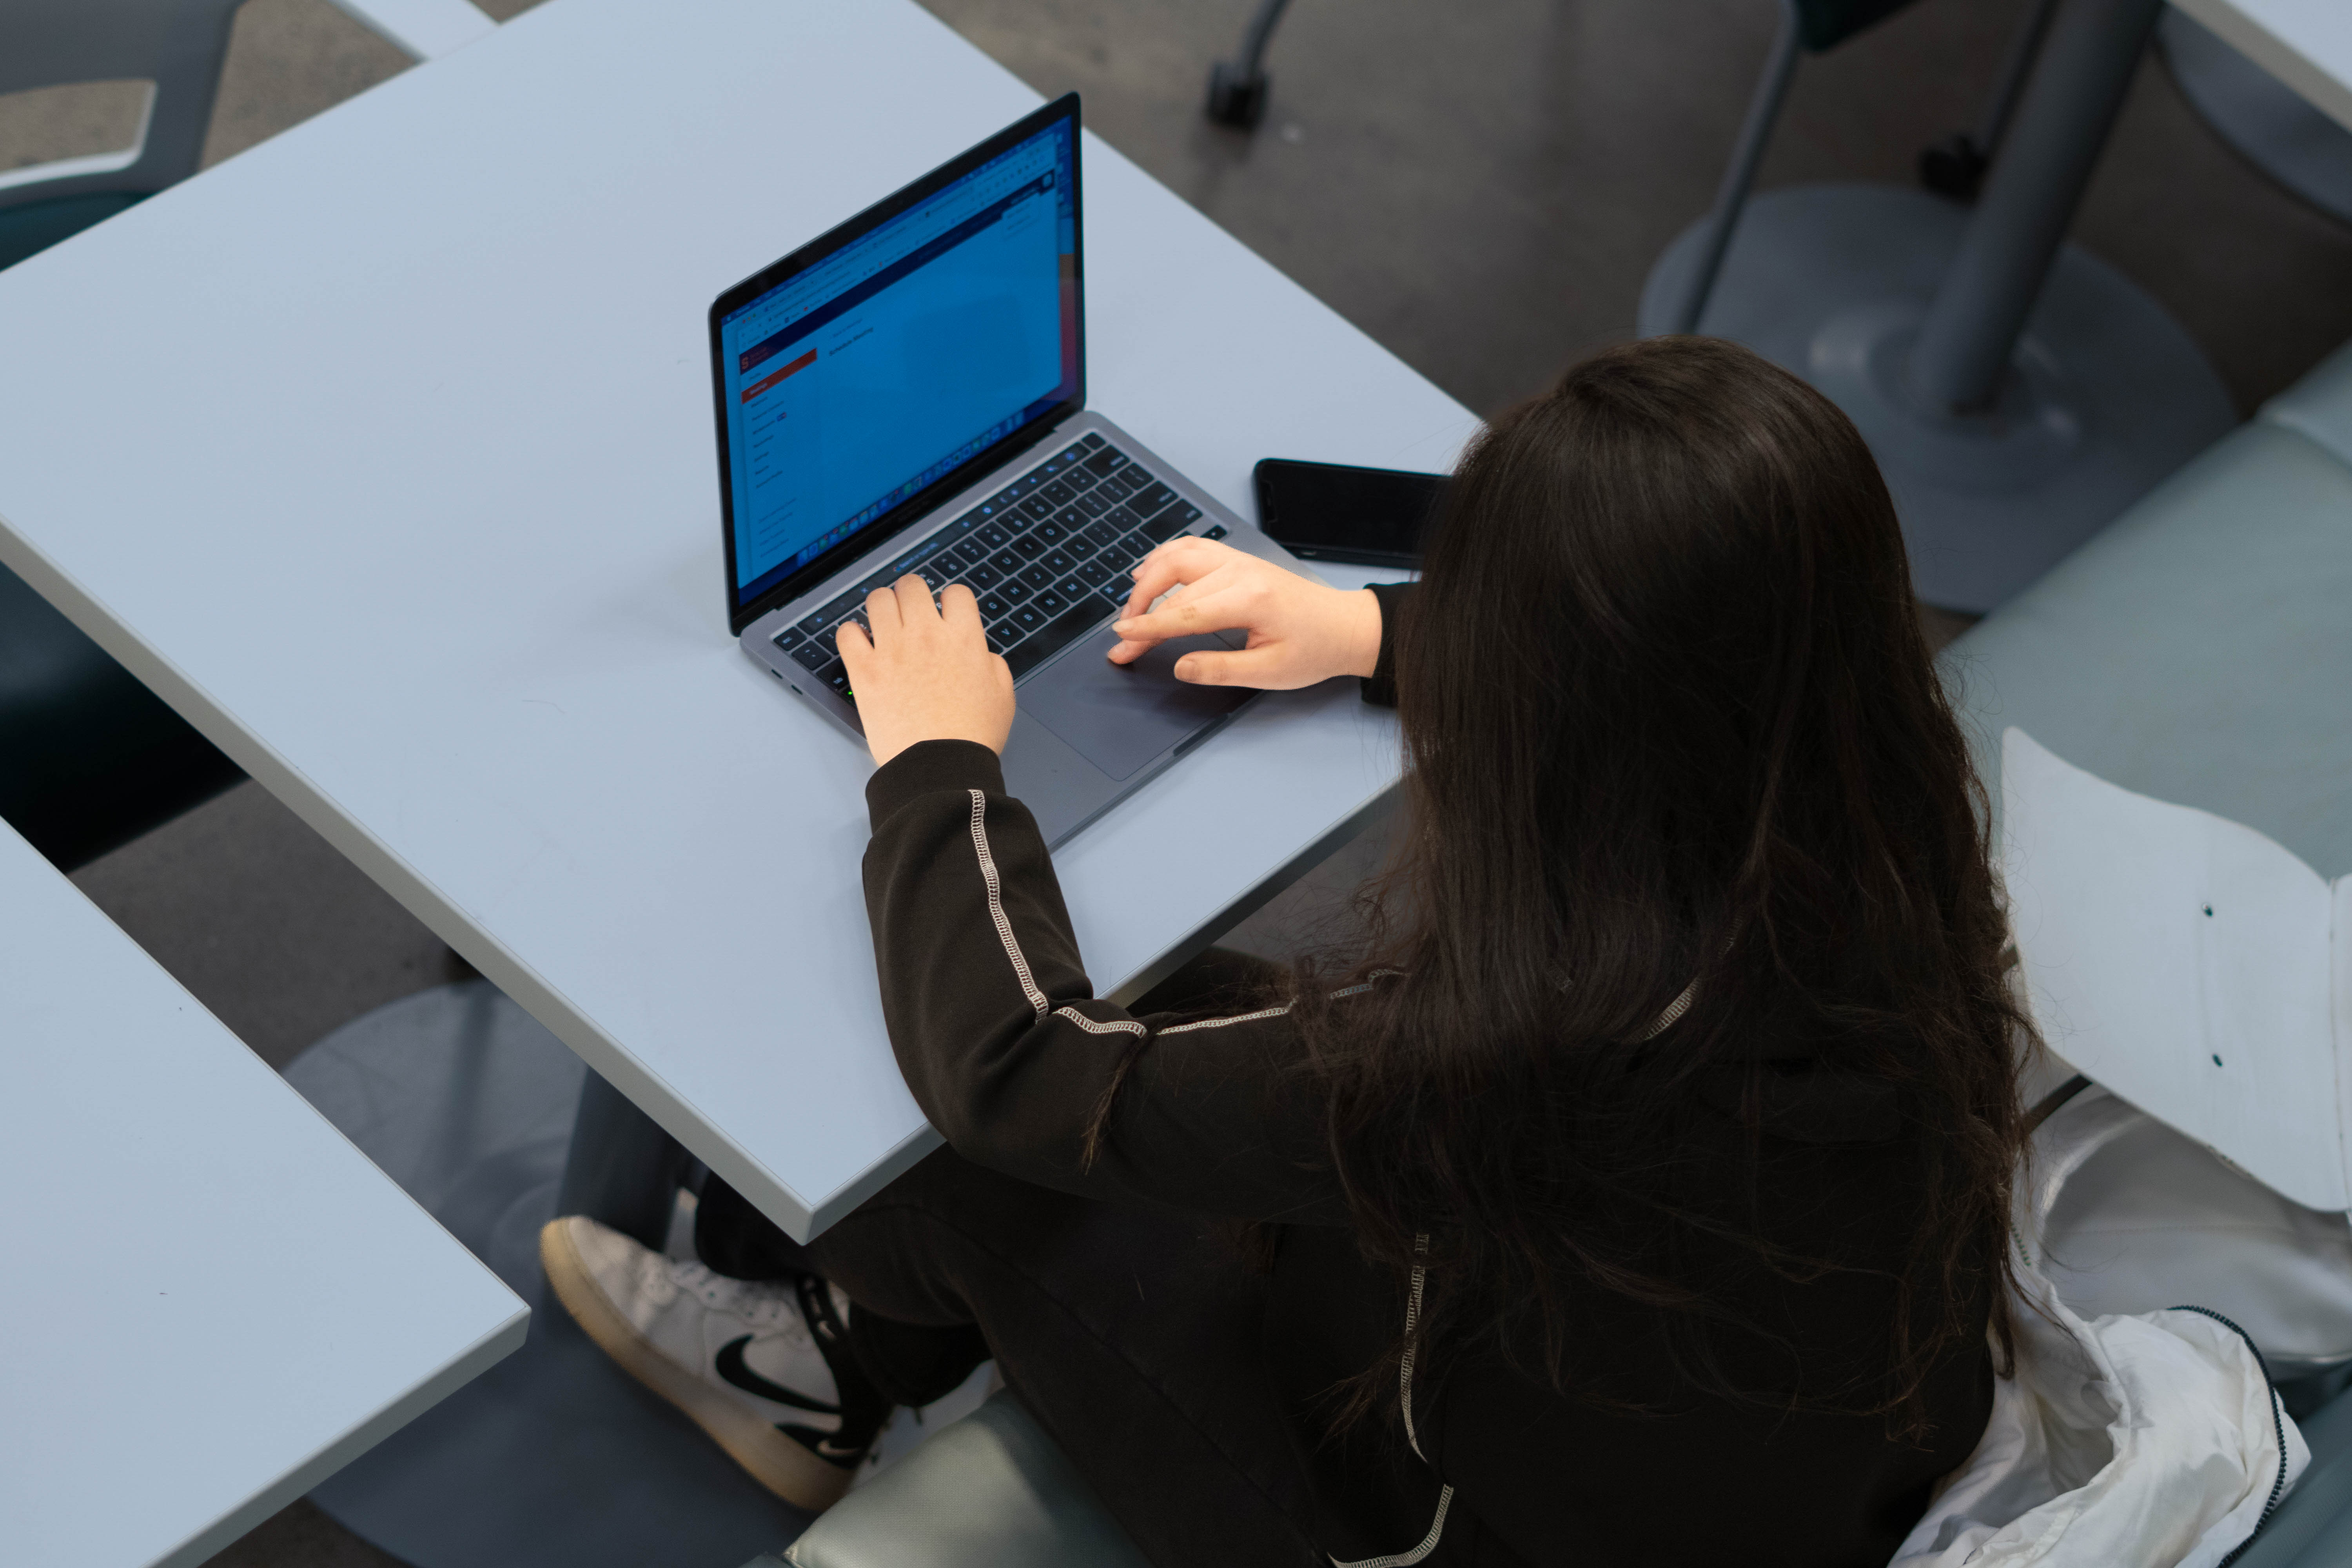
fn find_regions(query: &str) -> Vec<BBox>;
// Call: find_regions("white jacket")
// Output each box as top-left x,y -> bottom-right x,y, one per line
1893,1232 -> 2305,1565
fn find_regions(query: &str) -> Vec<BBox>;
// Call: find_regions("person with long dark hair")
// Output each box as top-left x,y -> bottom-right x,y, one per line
541,336 -> 2028,1565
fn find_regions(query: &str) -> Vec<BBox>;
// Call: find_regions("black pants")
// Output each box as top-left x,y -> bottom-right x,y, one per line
695,951 -> 1322,1568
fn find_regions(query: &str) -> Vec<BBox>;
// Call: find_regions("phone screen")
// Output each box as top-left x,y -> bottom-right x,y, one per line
1253,459 -> 1446,569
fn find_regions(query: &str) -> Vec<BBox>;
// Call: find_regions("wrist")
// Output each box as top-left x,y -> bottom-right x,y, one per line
1343,588 -> 1383,679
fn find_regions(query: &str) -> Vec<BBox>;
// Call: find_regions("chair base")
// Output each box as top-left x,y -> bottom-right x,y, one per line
2158,8 -> 2352,227
1639,183 -> 2236,613
283,981 -> 809,1568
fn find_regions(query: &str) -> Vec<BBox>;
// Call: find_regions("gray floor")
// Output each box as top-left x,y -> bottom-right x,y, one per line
4,0 -> 2348,1563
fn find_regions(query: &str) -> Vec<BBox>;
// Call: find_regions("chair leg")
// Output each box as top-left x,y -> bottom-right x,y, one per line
1666,0 -> 1804,335
1206,0 -> 1297,130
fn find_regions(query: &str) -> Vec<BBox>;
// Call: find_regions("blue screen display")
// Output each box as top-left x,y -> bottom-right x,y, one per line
720,118 -> 1079,606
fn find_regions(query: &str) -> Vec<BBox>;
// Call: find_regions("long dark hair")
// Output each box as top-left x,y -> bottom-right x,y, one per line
1289,336 -> 2027,1436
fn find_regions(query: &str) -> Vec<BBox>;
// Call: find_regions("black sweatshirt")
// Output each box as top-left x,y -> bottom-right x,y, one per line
858,599 -> 1992,1566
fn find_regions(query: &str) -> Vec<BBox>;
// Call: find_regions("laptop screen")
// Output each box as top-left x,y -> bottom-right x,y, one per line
715,103 -> 1081,627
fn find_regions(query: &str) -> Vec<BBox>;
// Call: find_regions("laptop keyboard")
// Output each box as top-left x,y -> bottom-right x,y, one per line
768,432 -> 1221,702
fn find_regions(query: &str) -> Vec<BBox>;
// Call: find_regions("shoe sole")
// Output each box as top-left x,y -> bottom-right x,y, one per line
537,1218 -> 857,1511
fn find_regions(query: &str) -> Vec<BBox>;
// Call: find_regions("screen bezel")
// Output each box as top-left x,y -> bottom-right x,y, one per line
711,94 -> 1086,635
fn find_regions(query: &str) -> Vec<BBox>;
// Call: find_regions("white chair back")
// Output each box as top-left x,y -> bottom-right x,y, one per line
0,0 -> 245,212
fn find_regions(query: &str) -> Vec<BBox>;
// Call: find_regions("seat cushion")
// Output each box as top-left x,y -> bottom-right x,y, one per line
782,1394 -> 1149,1568
1942,419 -> 2352,876
2262,338 -> 2352,473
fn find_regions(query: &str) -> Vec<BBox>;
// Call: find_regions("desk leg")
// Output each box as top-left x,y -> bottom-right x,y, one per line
1636,0 -> 2233,612
1909,0 -> 2167,411
554,1066 -> 688,1251
288,981 -> 809,1566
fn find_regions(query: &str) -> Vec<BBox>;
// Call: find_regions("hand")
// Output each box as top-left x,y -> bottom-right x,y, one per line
1107,537 -> 1383,689
835,577 -> 1015,767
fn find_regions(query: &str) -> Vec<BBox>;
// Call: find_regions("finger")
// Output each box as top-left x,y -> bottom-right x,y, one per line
939,582 -> 986,638
837,618 -> 874,673
1121,537 -> 1221,615
1171,644 -> 1288,689
863,584 -> 902,634
894,574 -> 941,623
1112,582 -> 1252,644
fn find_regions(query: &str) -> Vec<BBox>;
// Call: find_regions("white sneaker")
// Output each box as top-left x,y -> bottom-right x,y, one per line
539,1214 -> 889,1508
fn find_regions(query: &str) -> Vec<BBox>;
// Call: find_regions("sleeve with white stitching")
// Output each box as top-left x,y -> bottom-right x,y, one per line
860,739 -> 1350,1223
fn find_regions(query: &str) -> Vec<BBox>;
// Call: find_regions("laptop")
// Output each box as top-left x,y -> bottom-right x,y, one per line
712,94 -> 1303,847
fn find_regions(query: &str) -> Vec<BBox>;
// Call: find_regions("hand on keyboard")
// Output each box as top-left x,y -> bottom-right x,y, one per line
1108,537 -> 1384,690
835,578 -> 1015,768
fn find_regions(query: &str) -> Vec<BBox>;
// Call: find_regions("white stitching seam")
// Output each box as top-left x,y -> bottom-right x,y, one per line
1158,1004 -> 1294,1035
1329,1488 -> 1453,1568
1331,1233 -> 1453,1565
968,789 -> 1048,1017
1052,1005 -> 1147,1038
1637,976 -> 1699,1042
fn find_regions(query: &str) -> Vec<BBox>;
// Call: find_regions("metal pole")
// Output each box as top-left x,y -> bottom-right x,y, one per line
1974,0 -> 2066,160
553,1067 -> 687,1252
1908,0 -> 2164,413
1668,0 -> 1804,335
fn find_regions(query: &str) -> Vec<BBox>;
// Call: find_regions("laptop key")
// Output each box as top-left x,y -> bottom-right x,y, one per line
1054,576 -> 1089,603
1042,548 -> 1076,576
1136,483 -> 1179,514
965,563 -> 1003,590
948,538 -> 991,570
773,626 -> 808,652
978,593 -> 1011,620
790,641 -> 831,672
1122,466 -> 1157,491
1064,534 -> 1097,560
1080,519 -> 1121,548
1095,473 -> 1136,503
1077,558 -> 1114,588
1074,490 -> 1115,518
1041,477 -> 1078,507
812,658 -> 851,697
999,578 -> 1031,604
1017,563 -> 1054,591
1009,603 -> 1047,637
1080,432 -> 1105,450
1138,505 -> 1196,544
1082,448 -> 1125,479
1017,494 -> 1055,522
976,522 -> 1012,550
1012,534 -> 1047,560
988,549 -> 1022,575
1033,588 -> 1069,617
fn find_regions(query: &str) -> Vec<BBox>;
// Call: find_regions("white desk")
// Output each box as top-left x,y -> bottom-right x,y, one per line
0,817 -> 525,1568
0,0 -> 1474,1243
2175,0 -> 2352,131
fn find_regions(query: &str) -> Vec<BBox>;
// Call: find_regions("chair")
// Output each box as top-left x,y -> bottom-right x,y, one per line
0,0 -> 254,868
767,1393 -> 1148,1568
0,0 -> 492,869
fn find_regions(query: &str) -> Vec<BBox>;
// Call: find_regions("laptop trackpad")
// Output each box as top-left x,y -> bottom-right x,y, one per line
1022,628 -> 1250,781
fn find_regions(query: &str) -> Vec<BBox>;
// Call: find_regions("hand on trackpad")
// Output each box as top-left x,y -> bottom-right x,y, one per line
1020,627 -> 1251,781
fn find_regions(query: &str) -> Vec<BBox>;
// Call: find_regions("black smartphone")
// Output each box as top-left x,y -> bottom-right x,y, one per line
1252,458 -> 1446,569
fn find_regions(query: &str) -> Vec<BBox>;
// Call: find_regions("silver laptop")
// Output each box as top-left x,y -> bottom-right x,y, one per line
712,94 -> 1299,846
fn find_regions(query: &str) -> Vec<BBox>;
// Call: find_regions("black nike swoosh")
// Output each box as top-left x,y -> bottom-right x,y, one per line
715,1336 -> 840,1414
